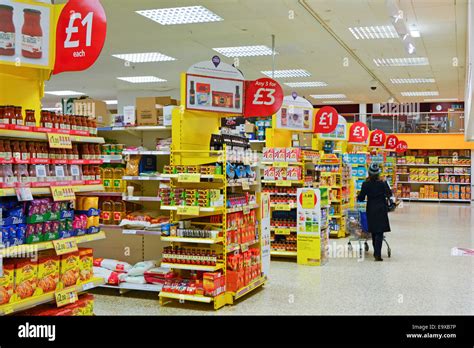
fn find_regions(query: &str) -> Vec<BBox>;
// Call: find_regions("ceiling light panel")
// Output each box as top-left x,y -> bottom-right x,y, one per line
112,52 -> 176,63
44,91 -> 84,96
410,30 -> 421,38
104,100 -> 118,105
213,45 -> 274,57
348,25 -> 399,40
374,57 -> 429,66
261,69 -> 311,78
424,98 -> 458,102
390,78 -> 435,84
136,6 -> 223,25
117,76 -> 167,83
401,91 -> 439,97
310,94 -> 347,99
322,100 -> 354,104
284,81 -> 328,88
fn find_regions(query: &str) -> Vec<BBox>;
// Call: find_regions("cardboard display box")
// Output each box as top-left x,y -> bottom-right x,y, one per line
74,99 -> 112,127
136,97 -> 178,126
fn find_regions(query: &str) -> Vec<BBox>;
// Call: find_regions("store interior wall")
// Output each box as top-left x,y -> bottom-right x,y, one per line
465,0 -> 473,142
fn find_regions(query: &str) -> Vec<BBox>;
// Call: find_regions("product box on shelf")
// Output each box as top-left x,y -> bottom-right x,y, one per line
136,97 -> 178,126
203,272 -> 225,297
274,148 -> 286,162
79,248 -> 94,282
263,166 -> 275,180
0,260 -> 14,305
59,251 -> 81,288
13,258 -> 39,302
286,148 -> 301,162
262,147 -> 274,162
37,252 -> 60,295
74,99 -> 111,127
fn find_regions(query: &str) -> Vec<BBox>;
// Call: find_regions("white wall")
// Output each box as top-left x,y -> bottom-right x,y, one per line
117,89 -> 180,114
465,0 -> 474,141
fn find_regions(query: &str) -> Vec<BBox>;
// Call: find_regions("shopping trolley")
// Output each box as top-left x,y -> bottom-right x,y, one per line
346,204 -> 391,258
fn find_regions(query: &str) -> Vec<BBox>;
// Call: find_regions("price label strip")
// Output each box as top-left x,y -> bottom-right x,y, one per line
273,204 -> 291,211
55,288 -> 78,308
177,206 -> 200,216
241,181 -> 250,191
273,162 -> 288,168
178,173 -> 201,183
274,228 -> 291,235
47,133 -> 72,149
276,180 -> 292,187
15,187 -> 33,202
53,238 -> 78,255
51,186 -> 76,201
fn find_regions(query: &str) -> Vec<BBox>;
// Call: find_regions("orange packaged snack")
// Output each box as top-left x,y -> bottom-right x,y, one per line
0,260 -> 14,305
79,248 -> 93,282
60,252 -> 80,287
14,258 -> 39,301
37,252 -> 59,294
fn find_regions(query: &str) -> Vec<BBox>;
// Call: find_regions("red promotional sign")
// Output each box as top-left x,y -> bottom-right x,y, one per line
244,78 -> 284,117
348,122 -> 369,143
314,106 -> 338,133
369,130 -> 387,147
395,140 -> 408,153
385,135 -> 399,149
54,0 -> 107,75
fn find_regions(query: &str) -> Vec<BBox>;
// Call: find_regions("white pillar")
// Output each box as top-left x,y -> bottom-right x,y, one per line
359,104 -> 367,124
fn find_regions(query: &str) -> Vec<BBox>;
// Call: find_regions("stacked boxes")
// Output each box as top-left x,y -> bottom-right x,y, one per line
262,147 -> 302,163
159,188 -> 223,207
262,147 -> 302,181
409,168 -> 438,182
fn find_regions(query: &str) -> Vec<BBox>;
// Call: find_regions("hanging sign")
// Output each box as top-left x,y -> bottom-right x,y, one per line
395,140 -> 408,153
314,106 -> 338,134
53,0 -> 107,74
320,115 -> 348,141
385,134 -> 399,150
348,122 -> 370,143
369,130 -> 386,147
276,95 -> 314,131
186,56 -> 245,114
0,0 -> 53,69
244,78 -> 283,117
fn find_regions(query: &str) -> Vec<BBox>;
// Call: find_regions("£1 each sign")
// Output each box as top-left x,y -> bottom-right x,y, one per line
348,122 -> 369,143
314,106 -> 338,133
244,78 -> 284,117
369,130 -> 386,147
385,135 -> 399,150
54,0 -> 107,74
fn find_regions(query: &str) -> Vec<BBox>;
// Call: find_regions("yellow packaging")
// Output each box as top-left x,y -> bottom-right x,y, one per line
79,248 -> 93,282
60,252 -> 81,288
82,197 -> 99,211
0,260 -> 14,305
37,252 -> 60,295
13,259 -> 39,301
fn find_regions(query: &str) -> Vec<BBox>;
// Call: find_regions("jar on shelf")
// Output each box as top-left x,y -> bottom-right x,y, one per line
0,5 -> 15,57
22,9 -> 43,59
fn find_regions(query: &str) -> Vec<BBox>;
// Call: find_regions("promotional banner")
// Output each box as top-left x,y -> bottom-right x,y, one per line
54,0 -> 107,74
244,78 -> 283,117
395,140 -> 408,153
275,94 -> 314,131
385,134 -> 399,150
186,56 -> 245,114
348,121 -> 369,143
369,129 -> 387,147
296,188 -> 322,266
320,115 -> 348,141
0,0 -> 53,69
260,193 -> 271,277
314,106 -> 338,133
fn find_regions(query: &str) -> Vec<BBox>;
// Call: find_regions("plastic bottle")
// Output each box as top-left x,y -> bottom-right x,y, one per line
113,165 -> 125,192
102,165 -> 113,192
113,200 -> 125,225
100,200 -> 113,225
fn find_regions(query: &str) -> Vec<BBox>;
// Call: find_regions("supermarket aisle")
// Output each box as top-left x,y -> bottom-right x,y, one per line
92,203 -> 473,315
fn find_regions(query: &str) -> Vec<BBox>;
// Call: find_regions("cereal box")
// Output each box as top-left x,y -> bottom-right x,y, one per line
285,148 -> 301,163
263,166 -> 275,180
79,248 -> 94,282
60,252 -> 80,288
13,259 -> 39,301
262,148 -> 274,162
273,148 -> 286,161
37,252 -> 60,295
0,260 -> 14,305
274,167 -> 287,180
287,167 -> 302,180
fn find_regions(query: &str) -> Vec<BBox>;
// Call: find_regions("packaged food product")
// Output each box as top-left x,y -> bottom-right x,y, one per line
93,258 -> 132,273
0,260 -> 14,305
79,248 -> 93,282
262,147 -> 274,162
14,258 -> 39,301
37,252 -> 59,294
60,252 -> 80,287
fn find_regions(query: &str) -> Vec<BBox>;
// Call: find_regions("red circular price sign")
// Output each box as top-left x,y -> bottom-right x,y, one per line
395,140 -> 408,153
369,129 -> 386,147
54,0 -> 107,75
385,135 -> 399,150
348,122 -> 369,143
244,78 -> 284,117
314,106 -> 338,133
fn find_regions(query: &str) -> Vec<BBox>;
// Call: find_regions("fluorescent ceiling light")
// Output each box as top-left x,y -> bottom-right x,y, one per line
310,94 -> 347,99
45,90 -> 84,96
112,52 -> 176,63
261,69 -> 311,78
390,78 -> 435,84
42,107 -> 61,111
374,57 -> 429,66
322,100 -> 354,104
410,29 -> 421,38
284,81 -> 328,88
401,91 -> 439,97
213,45 -> 274,57
348,25 -> 398,40
136,6 -> 223,25
424,98 -> 458,102
117,76 -> 167,83
104,100 -> 118,105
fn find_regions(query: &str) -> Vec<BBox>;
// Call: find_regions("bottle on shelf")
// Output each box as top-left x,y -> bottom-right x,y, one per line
113,165 -> 125,192
25,109 -> 36,127
113,200 -> 126,225
100,199 -> 114,225
102,165 -> 113,192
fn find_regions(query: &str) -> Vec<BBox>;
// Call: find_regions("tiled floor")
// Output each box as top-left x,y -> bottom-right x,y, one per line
92,203 -> 473,315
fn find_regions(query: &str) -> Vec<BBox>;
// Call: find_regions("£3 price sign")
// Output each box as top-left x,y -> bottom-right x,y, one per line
369,130 -> 386,147
385,134 -> 399,150
395,140 -> 408,153
349,122 -> 369,143
54,0 -> 107,74
244,78 -> 284,117
314,106 -> 338,133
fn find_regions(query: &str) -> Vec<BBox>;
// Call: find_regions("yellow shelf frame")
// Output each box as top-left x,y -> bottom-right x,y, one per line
0,184 -> 104,197
0,129 -> 105,144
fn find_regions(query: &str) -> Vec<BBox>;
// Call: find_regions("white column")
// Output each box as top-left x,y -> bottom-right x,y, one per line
359,104 -> 367,124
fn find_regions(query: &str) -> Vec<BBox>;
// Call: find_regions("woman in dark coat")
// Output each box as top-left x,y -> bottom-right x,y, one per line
357,163 -> 392,261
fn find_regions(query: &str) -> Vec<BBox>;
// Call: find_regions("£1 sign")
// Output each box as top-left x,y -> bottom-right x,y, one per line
244,78 -> 284,117
54,0 -> 107,75
385,135 -> 399,150
314,106 -> 338,133
369,130 -> 386,147
349,122 -> 369,143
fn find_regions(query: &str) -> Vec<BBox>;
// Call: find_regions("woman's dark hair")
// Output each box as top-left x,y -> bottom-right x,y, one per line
367,173 -> 380,182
